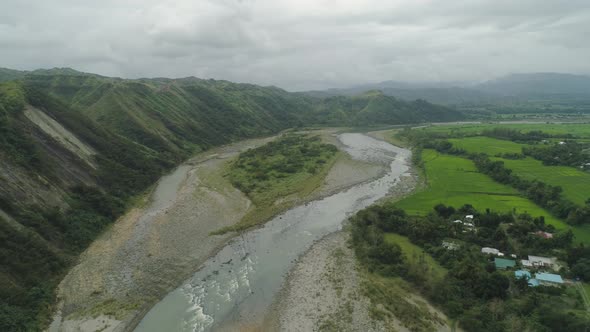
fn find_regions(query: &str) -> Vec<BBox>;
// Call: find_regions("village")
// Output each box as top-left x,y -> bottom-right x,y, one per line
445,212 -> 573,288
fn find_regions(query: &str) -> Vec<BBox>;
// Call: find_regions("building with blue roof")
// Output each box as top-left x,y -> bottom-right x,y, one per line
535,272 -> 564,286
494,258 -> 516,269
514,270 -> 531,279
514,270 -> 540,287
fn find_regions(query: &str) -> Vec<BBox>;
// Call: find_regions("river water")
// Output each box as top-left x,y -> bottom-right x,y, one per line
135,133 -> 411,332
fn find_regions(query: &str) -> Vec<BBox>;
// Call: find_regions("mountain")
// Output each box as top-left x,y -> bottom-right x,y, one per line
475,73 -> 590,98
306,90 -> 463,125
305,72 -> 590,106
0,68 -> 462,330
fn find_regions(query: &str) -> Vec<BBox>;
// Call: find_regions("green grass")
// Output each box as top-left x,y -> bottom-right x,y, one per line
396,149 -> 590,243
384,233 -> 446,280
448,136 -> 528,155
492,157 -> 590,206
424,123 -> 590,138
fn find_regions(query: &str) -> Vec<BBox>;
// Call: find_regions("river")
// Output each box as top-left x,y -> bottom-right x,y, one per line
134,133 -> 411,332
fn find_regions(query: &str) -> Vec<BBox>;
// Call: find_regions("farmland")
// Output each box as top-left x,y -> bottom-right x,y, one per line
395,149 -> 590,243
492,157 -> 590,206
424,122 -> 590,138
448,136 -> 528,155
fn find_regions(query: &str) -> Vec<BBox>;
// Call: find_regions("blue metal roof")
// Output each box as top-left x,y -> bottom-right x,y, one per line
535,272 -> 564,284
494,258 -> 516,269
529,278 -> 540,287
515,270 -> 531,279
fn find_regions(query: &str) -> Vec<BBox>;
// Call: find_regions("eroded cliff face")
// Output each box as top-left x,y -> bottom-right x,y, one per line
1,105 -> 98,214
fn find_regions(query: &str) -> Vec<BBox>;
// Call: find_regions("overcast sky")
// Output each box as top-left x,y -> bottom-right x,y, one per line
1,0 -> 590,90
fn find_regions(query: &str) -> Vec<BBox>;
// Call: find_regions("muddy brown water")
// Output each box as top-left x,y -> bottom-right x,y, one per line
135,133 -> 412,332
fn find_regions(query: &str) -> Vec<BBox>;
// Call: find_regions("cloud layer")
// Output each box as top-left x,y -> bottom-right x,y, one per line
1,0 -> 589,90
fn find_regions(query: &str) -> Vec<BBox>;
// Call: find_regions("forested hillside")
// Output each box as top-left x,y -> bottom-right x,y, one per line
0,68 -> 462,330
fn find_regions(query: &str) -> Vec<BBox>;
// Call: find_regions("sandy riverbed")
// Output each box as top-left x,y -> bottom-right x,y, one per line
48,130 -> 385,332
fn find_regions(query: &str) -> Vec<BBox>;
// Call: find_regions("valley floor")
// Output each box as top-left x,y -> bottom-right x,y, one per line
48,129 -> 385,332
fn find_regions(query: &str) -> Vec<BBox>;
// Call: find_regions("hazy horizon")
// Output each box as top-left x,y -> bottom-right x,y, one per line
2,1 -> 590,90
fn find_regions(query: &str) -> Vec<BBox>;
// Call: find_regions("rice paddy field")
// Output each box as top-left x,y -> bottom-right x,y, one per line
445,136 -> 590,207
395,149 -> 590,243
423,122 -> 590,138
448,136 -> 528,155
492,157 -> 590,206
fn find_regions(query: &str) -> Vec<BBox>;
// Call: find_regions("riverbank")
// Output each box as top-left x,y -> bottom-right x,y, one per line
268,231 -> 390,331
48,130 -> 386,332
269,129 -> 455,332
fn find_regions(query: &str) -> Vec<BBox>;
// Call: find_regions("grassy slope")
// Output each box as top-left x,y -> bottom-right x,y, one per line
384,233 -> 446,280
395,149 -> 590,243
362,232 -> 451,329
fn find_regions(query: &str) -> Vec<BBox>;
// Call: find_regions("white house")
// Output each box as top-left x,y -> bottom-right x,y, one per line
528,255 -> 555,268
482,247 -> 500,255
452,220 -> 463,224
465,215 -> 474,220
521,259 -> 533,268
442,241 -> 459,250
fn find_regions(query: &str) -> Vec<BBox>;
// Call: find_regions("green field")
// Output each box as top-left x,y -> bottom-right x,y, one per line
396,149 -> 590,243
491,157 -> 590,206
449,136 -> 528,155
384,233 -> 446,280
424,123 -> 590,138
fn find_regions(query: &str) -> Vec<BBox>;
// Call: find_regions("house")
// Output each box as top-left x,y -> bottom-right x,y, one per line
464,222 -> 474,228
442,241 -> 459,250
534,231 -> 554,239
465,215 -> 474,220
535,272 -> 564,286
495,258 -> 516,270
452,219 -> 463,224
528,255 -> 555,268
559,141 -> 566,145
482,247 -> 500,255
510,254 -> 517,259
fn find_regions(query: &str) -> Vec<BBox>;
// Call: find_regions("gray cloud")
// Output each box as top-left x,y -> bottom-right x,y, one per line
1,0 -> 589,90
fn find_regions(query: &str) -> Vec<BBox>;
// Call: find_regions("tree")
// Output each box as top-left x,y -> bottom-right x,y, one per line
571,258 -> 590,281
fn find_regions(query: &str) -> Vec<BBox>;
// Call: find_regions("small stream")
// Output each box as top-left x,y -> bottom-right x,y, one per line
135,133 -> 411,332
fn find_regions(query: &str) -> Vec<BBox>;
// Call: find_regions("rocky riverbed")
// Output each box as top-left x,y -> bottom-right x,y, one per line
48,130 -> 385,332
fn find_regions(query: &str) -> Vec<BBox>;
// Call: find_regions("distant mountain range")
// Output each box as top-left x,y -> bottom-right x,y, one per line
304,73 -> 590,105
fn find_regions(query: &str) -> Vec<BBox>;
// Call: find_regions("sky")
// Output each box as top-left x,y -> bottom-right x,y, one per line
1,0 -> 590,90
